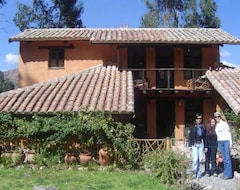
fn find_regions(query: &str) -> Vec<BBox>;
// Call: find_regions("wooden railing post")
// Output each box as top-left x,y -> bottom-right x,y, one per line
166,137 -> 171,149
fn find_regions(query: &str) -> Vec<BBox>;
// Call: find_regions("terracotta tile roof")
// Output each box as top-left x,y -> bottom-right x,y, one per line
9,28 -> 240,45
206,68 -> 240,114
0,65 -> 134,114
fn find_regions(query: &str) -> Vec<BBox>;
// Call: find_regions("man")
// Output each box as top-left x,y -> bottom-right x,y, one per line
214,111 -> 233,180
188,113 -> 205,178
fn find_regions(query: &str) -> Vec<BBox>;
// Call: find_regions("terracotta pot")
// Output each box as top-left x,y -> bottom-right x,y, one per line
1,152 -> 12,159
11,152 -> 25,165
79,153 -> 92,166
26,150 -> 36,164
64,153 -> 76,165
98,148 -> 111,166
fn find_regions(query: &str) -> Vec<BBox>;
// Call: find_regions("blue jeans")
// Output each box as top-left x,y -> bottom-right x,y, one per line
191,143 -> 204,176
218,140 -> 232,178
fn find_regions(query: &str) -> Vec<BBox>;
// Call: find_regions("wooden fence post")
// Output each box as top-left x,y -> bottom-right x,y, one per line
166,137 -> 171,149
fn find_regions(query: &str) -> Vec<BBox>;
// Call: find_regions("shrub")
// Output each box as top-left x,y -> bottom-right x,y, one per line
141,149 -> 188,185
224,109 -> 240,143
0,112 -> 137,168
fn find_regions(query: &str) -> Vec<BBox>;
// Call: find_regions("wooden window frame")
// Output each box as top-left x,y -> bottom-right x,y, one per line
39,44 -> 74,69
49,48 -> 65,69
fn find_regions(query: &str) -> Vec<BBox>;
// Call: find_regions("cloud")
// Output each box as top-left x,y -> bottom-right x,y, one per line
4,53 -> 18,64
220,50 -> 231,57
221,60 -> 240,68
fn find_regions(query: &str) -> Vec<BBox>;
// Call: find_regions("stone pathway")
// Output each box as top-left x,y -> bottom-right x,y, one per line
193,172 -> 240,190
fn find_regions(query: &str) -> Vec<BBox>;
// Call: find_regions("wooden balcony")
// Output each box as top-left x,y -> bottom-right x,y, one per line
124,68 -> 212,92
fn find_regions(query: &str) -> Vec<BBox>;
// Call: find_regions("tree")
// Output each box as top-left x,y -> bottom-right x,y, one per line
183,0 -> 201,28
198,0 -> 220,28
140,0 -> 221,28
0,0 -> 6,7
0,71 -> 15,93
53,0 -> 84,28
13,0 -> 84,31
140,0 -> 188,28
184,0 -> 220,28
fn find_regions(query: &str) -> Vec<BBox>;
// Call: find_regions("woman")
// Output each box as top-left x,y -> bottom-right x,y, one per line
204,117 -> 218,177
214,111 -> 233,180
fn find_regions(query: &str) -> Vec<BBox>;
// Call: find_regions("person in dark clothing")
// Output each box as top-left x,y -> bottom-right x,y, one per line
204,117 -> 218,177
188,113 -> 205,178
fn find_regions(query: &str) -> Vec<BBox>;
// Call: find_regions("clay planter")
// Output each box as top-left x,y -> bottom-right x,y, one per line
79,153 -> 92,166
11,152 -> 25,165
98,148 -> 111,166
25,150 -> 36,164
64,153 -> 77,165
1,151 -> 12,159
1,151 -> 25,166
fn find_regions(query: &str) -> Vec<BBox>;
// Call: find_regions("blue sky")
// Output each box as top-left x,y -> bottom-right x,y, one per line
0,0 -> 240,71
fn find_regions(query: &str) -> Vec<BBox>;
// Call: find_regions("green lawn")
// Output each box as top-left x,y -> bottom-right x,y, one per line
0,166 -> 177,190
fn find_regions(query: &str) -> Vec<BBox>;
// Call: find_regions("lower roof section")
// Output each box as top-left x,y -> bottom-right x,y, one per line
0,64 -> 134,114
206,67 -> 240,114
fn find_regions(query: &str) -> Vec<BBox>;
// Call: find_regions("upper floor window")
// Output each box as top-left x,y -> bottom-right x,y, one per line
49,48 -> 64,68
128,46 -> 146,80
184,47 -> 202,79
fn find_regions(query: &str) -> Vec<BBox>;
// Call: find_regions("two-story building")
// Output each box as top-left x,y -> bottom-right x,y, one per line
2,28 -> 240,140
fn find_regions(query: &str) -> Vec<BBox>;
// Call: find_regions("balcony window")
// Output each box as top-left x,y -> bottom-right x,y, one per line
184,47 -> 202,79
49,48 -> 64,68
128,47 -> 146,80
156,46 -> 174,88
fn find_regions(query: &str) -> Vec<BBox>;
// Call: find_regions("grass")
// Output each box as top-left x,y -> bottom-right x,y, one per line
0,165 -> 177,190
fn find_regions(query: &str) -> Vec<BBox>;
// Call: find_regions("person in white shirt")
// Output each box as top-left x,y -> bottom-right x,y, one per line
214,111 -> 232,179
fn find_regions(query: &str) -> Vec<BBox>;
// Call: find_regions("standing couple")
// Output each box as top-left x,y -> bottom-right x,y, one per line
188,112 -> 232,179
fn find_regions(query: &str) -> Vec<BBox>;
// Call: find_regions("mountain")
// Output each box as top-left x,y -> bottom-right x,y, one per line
3,69 -> 18,88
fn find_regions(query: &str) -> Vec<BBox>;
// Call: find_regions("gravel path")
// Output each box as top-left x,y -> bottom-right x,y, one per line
193,172 -> 240,190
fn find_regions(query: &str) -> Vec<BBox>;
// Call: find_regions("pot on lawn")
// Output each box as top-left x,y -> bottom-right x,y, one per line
98,148 -> 111,166
79,152 -> 92,166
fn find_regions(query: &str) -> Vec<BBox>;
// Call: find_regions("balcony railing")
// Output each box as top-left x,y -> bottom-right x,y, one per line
123,68 -> 211,91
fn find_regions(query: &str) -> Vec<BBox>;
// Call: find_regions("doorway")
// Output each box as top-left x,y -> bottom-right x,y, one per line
133,97 -> 147,138
127,46 -> 146,80
156,99 -> 175,138
184,98 -> 203,138
156,46 -> 174,88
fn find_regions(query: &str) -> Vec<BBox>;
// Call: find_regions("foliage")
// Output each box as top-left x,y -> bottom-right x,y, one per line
0,154 -> 13,168
0,111 -> 137,167
184,0 -> 221,28
224,109 -> 240,143
140,11 -> 159,28
141,0 -> 187,28
140,0 -> 221,28
182,0 -> 200,28
0,0 -> 5,7
141,149 -> 188,185
13,0 -> 85,31
0,71 -> 15,93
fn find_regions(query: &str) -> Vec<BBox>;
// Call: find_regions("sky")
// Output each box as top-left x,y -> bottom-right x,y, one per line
0,0 -> 240,71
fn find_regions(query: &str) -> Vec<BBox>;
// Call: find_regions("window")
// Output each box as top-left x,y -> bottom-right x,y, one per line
184,47 -> 202,79
49,48 -> 64,68
156,46 -> 174,88
128,47 -> 146,80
